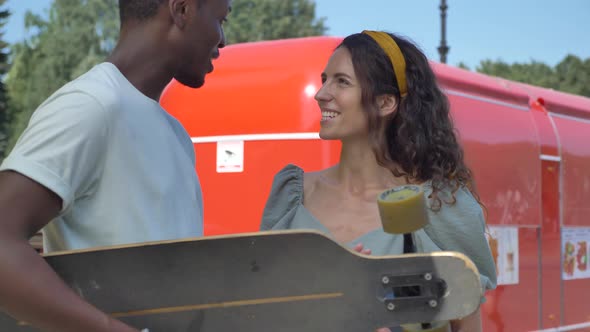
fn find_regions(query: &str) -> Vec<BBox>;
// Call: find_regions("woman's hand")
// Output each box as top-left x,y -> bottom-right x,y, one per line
450,308 -> 482,332
352,244 -> 390,332
353,243 -> 372,255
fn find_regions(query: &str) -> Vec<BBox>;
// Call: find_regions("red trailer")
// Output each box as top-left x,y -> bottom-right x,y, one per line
160,36 -> 590,332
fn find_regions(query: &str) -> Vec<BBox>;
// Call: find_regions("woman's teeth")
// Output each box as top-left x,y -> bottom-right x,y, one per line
321,111 -> 339,121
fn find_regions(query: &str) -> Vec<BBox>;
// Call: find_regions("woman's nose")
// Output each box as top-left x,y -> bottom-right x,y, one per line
314,83 -> 332,102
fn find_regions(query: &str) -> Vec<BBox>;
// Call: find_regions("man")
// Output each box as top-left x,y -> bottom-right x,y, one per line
0,0 -> 231,331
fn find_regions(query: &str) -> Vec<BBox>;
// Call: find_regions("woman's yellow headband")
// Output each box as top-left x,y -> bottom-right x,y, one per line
362,30 -> 408,97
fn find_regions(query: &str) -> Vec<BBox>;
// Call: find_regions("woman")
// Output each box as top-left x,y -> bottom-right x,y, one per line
260,31 -> 496,331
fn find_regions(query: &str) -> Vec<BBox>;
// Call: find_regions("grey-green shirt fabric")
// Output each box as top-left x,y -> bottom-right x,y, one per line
261,164 -> 497,296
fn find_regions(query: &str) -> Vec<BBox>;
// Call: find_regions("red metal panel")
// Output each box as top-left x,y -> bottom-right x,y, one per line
446,88 -> 542,330
552,115 -> 590,228
525,84 -> 590,329
434,63 -> 530,107
528,99 -> 562,329
160,37 -> 342,136
562,278 -> 590,328
539,159 -> 562,329
446,93 -> 541,228
481,227 -> 541,331
551,114 -> 590,327
517,83 -> 590,120
193,139 -> 340,235
160,37 -> 344,235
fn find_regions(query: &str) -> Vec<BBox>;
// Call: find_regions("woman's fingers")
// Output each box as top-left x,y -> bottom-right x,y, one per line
353,243 -> 372,255
353,243 -> 364,252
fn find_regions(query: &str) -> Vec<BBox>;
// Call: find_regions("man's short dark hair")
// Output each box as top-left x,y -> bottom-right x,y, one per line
119,0 -> 167,22
119,0 -> 204,22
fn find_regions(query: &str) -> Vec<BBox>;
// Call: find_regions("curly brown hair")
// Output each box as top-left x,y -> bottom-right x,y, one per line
338,32 -> 480,211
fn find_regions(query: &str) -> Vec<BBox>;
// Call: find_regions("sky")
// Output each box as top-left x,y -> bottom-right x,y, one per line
4,0 -> 590,69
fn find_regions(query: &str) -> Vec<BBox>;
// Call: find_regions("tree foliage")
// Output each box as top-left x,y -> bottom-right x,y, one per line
0,0 -> 10,158
472,55 -> 590,97
4,0 -> 118,156
224,0 -> 327,44
2,0 -> 327,159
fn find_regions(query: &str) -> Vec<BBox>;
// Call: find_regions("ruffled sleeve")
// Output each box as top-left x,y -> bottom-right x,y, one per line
260,164 -> 304,230
420,185 -> 497,293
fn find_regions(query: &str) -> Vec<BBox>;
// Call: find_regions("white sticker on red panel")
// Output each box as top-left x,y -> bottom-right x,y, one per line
487,226 -> 519,285
216,141 -> 244,173
562,227 -> 590,280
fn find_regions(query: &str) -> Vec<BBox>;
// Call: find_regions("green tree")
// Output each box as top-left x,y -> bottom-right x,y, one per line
224,0 -> 327,44
554,55 -> 590,97
5,0 -> 119,154
473,55 -> 590,98
4,0 -> 327,156
0,0 -> 9,159
456,62 -> 470,70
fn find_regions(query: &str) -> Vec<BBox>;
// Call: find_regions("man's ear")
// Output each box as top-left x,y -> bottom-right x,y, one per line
377,94 -> 398,117
169,0 -> 189,29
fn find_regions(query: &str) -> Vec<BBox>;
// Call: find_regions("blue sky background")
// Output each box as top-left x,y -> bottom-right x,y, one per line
4,0 -> 590,69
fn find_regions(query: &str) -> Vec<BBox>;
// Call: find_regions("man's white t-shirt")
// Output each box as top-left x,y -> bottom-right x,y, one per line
0,63 -> 204,252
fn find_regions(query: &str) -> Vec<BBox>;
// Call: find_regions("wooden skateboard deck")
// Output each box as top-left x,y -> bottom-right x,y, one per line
0,230 -> 482,331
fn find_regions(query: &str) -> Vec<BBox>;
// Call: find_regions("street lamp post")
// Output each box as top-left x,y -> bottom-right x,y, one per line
438,0 -> 449,64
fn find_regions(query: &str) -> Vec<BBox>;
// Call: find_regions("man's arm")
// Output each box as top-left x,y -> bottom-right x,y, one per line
0,170 -> 139,332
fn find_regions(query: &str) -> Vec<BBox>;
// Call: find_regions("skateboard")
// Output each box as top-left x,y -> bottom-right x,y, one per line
0,230 -> 482,331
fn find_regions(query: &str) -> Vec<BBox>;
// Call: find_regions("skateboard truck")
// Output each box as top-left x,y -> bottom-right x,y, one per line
380,272 -> 447,312
378,185 -> 454,331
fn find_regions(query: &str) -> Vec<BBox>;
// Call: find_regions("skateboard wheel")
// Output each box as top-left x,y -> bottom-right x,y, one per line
382,276 -> 390,284
428,300 -> 438,308
386,303 -> 396,311
377,185 -> 429,234
424,273 -> 432,281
